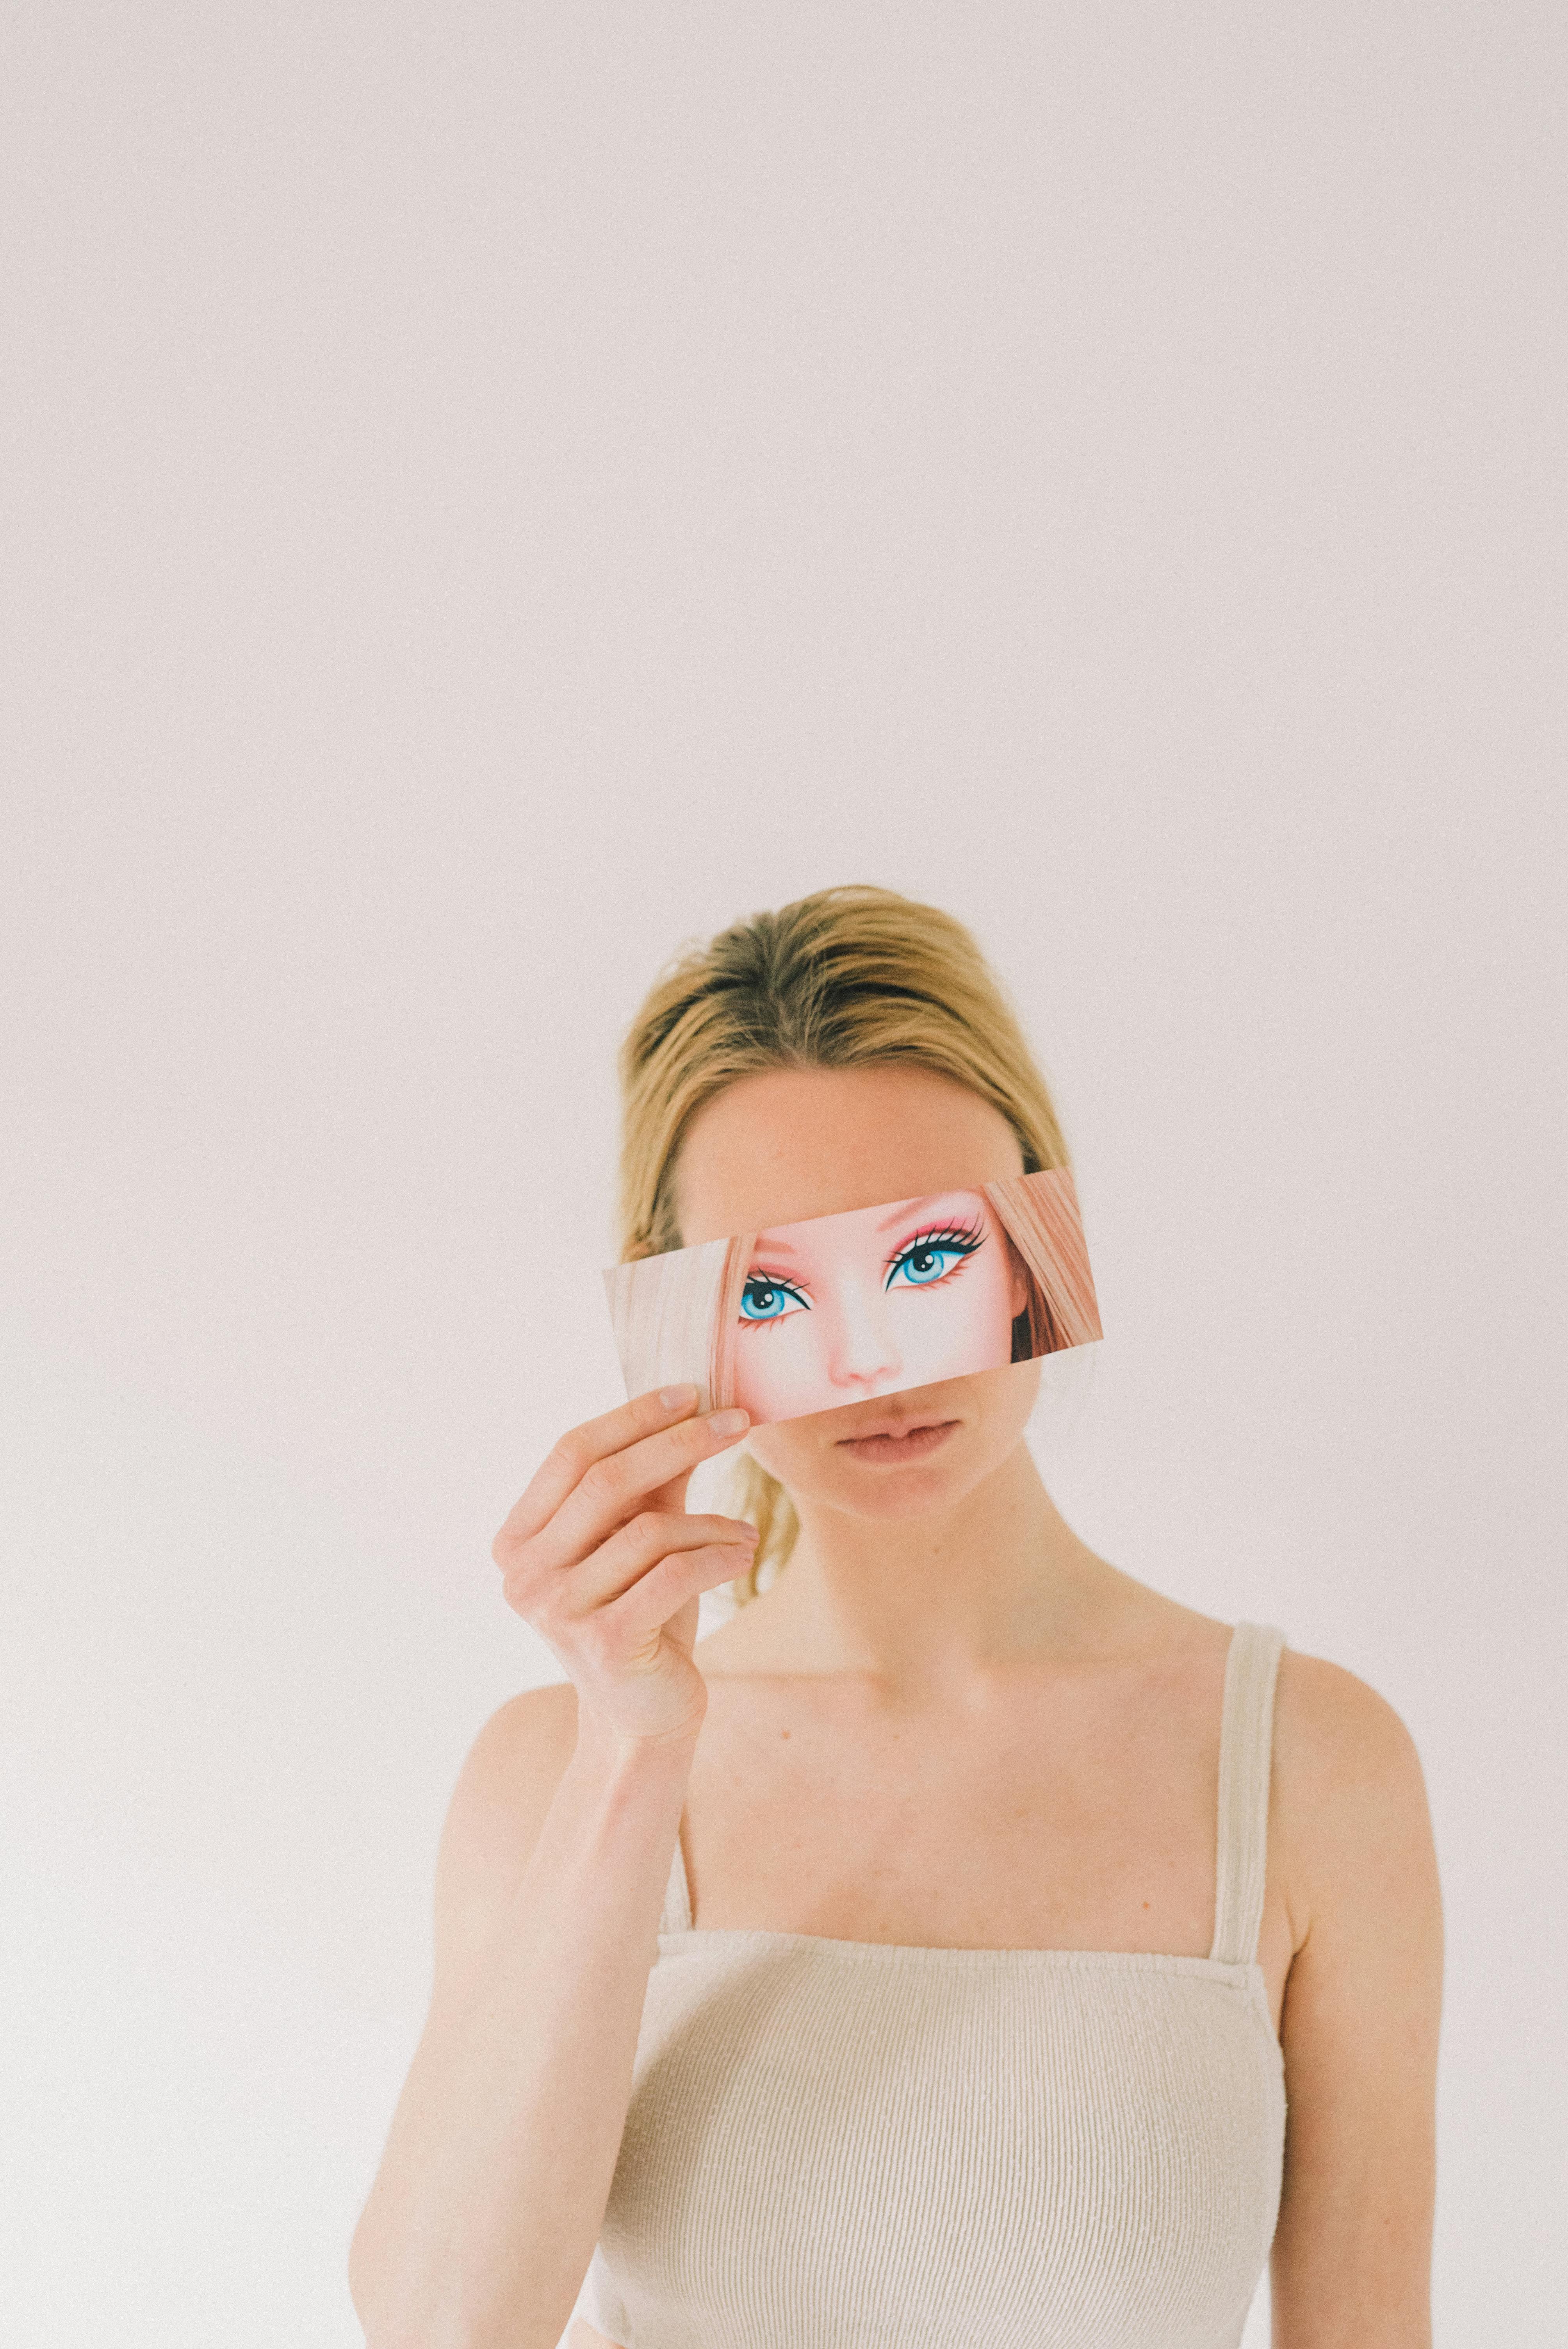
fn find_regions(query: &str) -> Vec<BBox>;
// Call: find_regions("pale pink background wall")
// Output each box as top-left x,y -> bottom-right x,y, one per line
3,7 -> 1563,2344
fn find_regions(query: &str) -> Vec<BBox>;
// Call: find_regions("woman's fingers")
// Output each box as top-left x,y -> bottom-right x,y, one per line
507,1403 -> 752,1577
563,1511 -> 759,1615
602,1536 -> 759,1651
492,1384 -> 705,1559
491,1389 -> 758,1746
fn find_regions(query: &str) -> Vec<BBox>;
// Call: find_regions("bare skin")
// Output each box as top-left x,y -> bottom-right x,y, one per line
350,1064 -> 1442,2349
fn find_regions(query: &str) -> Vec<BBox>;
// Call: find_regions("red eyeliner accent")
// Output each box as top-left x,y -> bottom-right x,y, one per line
747,1264 -> 814,1295
885,1215 -> 984,1251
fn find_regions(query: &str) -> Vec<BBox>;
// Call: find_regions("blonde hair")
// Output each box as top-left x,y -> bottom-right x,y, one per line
613,884 -> 1076,1603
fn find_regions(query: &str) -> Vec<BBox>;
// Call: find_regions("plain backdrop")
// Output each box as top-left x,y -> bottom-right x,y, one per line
3,5 -> 1564,2344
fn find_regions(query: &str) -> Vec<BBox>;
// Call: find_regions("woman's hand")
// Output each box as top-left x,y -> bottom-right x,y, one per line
492,1384 -> 757,1748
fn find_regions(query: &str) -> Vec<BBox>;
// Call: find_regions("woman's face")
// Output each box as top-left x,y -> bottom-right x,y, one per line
729,1185 -> 1026,1426
673,1063 -> 1041,1527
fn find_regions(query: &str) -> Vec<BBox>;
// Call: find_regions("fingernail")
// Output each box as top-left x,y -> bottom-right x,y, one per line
734,1523 -> 760,1544
659,1383 -> 698,1408
708,1407 -> 749,1437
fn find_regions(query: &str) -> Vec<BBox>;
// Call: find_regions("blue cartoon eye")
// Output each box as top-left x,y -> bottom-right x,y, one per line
885,1229 -> 983,1290
739,1276 -> 808,1323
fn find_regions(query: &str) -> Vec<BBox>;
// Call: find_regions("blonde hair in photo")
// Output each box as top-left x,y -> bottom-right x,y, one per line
983,1167 -> 1103,1356
613,884 -> 1079,1604
602,1232 -> 757,1415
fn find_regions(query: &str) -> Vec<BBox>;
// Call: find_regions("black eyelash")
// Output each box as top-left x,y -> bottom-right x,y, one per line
739,1272 -> 811,1324
883,1222 -> 986,1287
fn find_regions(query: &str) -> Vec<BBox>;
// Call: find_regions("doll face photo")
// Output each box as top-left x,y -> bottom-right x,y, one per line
728,1186 -> 1026,1424
603,1159 -> 1102,1430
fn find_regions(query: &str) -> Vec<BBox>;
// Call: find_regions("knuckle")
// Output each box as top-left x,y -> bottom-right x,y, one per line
625,1508 -> 669,1554
494,1524 -> 535,1577
500,1546 -> 547,1608
518,1582 -> 561,1635
579,1456 -> 624,1507
501,1560 -> 538,1610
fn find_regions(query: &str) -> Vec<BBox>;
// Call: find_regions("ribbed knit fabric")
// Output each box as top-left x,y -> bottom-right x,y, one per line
580,1621 -> 1288,2349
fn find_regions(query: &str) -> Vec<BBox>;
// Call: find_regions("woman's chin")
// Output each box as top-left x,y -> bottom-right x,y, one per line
827,1461 -> 978,1522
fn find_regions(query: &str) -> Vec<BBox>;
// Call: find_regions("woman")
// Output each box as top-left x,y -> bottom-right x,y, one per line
349,885 -> 1443,2349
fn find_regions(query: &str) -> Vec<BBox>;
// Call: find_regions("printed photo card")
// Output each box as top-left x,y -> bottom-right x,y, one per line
604,1165 -> 1102,1428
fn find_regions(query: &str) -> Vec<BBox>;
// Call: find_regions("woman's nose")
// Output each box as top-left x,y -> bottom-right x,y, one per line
825,1277 -> 902,1391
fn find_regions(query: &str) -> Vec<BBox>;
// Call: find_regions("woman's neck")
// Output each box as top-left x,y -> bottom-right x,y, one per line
734,1443 -> 1116,1700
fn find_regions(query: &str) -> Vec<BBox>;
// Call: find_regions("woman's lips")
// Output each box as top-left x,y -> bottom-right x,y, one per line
835,1419 -> 960,1465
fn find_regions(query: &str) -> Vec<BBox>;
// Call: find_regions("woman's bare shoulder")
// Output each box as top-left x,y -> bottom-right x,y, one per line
1270,1644 -> 1436,1942
1265,1645 -> 1441,2324
1273,1643 -> 1426,1793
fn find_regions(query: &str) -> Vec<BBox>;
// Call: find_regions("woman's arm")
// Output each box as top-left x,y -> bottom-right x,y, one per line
1269,1652 -> 1444,2347
349,1692 -> 695,2349
347,1387 -> 759,2349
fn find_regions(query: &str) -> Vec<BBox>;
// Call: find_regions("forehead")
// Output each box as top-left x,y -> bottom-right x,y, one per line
672,1064 -> 1025,1246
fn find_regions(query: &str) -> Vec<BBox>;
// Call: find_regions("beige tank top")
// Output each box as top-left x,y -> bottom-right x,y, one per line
580,1620 -> 1288,2349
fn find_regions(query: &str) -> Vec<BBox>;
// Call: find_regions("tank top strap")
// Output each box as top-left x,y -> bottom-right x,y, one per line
1208,1621 -> 1287,1966
658,1815 -> 693,1935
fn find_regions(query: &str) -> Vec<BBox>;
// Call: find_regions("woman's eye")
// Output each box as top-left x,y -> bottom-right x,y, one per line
739,1278 -> 807,1323
887,1236 -> 978,1289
